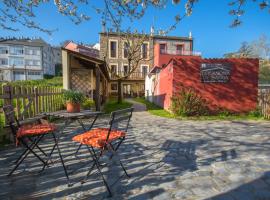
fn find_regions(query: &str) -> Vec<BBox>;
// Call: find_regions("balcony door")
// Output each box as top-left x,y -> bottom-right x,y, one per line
123,84 -> 131,97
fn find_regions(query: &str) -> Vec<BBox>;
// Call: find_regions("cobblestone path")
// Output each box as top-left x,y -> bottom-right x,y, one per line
0,111 -> 270,200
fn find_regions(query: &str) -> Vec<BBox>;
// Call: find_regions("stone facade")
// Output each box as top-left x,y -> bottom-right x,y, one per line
99,32 -> 194,97
99,32 -> 154,97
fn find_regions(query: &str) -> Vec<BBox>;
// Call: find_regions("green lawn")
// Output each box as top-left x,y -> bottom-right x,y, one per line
103,98 -> 133,113
133,97 -> 174,118
133,97 -> 265,121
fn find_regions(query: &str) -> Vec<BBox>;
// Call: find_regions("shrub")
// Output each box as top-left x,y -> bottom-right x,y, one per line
63,90 -> 85,104
218,109 -> 232,117
248,107 -> 262,117
170,87 -> 209,116
82,98 -> 95,110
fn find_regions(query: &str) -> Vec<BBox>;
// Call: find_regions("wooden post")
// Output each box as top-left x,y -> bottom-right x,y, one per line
34,87 -> 39,115
95,65 -> 101,111
3,85 -> 12,106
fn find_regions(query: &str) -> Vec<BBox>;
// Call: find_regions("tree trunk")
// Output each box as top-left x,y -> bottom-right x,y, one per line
117,79 -> 122,103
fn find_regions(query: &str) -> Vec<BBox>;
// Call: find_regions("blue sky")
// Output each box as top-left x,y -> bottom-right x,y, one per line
1,0 -> 270,58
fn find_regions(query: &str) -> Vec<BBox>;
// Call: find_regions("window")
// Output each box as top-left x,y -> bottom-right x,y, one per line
25,59 -> 41,66
110,64 -> 118,77
13,71 -> 25,81
25,47 -> 41,56
123,42 -> 129,58
28,71 -> 41,76
10,46 -> 24,55
0,58 -> 8,65
0,46 -> 8,54
176,44 -> 183,55
111,83 -> 118,91
141,65 -> 149,77
123,65 -> 129,76
159,44 -> 166,54
28,71 -> 42,80
110,40 -> 117,58
9,57 -> 24,66
141,43 -> 148,59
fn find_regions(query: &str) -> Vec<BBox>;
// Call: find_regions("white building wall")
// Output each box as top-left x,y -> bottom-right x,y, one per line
0,39 -> 61,81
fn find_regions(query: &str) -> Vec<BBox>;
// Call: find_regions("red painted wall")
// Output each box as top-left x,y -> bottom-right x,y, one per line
157,57 -> 259,113
156,62 -> 173,108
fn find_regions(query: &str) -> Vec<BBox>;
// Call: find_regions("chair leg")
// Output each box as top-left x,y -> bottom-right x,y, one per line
8,135 -> 45,176
40,132 -> 58,172
52,133 -> 72,186
108,143 -> 130,178
88,147 -> 112,197
28,137 -> 48,157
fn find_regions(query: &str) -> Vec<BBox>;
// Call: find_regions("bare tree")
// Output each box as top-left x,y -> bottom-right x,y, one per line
2,0 -> 269,35
104,31 -> 153,103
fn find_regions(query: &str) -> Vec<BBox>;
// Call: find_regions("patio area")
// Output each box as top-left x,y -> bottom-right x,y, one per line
0,110 -> 270,200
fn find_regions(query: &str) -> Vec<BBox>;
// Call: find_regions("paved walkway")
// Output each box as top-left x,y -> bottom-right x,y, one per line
125,99 -> 147,112
0,110 -> 270,199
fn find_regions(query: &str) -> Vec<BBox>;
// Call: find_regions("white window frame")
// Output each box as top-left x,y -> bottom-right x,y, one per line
9,56 -> 24,66
140,64 -> 150,77
141,42 -> 149,59
122,63 -> 129,76
159,43 -> 167,54
109,63 -> 118,75
9,46 -> 24,55
109,39 -> 118,59
122,40 -> 132,59
175,43 -> 185,52
0,58 -> 8,66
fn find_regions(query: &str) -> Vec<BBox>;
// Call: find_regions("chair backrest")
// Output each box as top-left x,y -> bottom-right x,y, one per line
2,105 -> 20,137
106,107 -> 134,142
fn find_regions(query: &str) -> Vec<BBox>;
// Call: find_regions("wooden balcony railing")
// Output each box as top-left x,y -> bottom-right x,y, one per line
110,71 -> 147,80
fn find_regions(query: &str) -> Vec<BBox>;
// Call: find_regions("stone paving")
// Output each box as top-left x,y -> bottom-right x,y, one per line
0,106 -> 270,199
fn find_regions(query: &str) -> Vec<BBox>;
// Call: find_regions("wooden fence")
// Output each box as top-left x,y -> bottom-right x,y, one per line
258,89 -> 270,119
0,85 -> 63,126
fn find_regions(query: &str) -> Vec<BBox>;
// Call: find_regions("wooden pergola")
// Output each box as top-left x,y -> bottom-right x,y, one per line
62,48 -> 109,111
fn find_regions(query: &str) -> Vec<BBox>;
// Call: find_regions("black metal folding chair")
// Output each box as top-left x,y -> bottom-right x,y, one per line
72,107 -> 134,197
2,105 -> 67,179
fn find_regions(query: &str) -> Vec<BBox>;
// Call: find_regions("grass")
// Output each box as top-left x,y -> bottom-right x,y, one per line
133,97 -> 174,118
133,97 -> 266,121
103,98 -> 133,113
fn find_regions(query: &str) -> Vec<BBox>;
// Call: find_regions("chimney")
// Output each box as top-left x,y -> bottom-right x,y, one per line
150,26 -> 154,36
102,21 -> 106,33
189,31 -> 192,39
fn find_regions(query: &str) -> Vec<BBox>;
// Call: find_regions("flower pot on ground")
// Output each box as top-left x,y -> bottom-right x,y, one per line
63,90 -> 85,113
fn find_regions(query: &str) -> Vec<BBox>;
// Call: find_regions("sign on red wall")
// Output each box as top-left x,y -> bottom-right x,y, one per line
201,63 -> 232,83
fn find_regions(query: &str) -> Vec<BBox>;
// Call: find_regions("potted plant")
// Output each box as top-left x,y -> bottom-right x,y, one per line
63,90 -> 85,113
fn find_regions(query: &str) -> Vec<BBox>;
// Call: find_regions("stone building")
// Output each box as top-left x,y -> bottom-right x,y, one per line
99,31 -> 195,97
99,32 -> 154,97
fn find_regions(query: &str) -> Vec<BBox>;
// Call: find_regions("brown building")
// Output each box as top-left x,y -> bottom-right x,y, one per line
99,32 -> 154,97
99,31 -> 195,97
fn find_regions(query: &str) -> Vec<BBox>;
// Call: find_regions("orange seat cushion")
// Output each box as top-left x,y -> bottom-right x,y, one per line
72,128 -> 126,148
17,123 -> 56,138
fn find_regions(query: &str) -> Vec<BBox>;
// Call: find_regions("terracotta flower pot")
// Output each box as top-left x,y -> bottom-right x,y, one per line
66,102 -> 80,113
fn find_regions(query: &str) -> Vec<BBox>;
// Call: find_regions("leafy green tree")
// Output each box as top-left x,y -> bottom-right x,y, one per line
224,35 -> 270,83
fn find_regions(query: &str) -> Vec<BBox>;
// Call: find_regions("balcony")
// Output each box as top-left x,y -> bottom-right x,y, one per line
160,49 -> 201,56
110,71 -> 147,80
